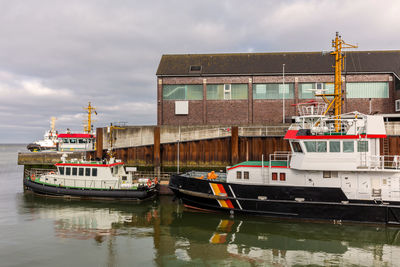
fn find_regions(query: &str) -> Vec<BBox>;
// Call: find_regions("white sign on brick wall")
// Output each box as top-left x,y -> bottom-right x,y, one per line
175,101 -> 189,115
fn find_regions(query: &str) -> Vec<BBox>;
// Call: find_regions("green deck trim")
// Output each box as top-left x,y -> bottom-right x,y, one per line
230,160 -> 288,168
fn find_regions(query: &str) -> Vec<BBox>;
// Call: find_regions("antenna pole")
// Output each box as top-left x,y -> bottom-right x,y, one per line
84,102 -> 97,134
282,64 -> 285,124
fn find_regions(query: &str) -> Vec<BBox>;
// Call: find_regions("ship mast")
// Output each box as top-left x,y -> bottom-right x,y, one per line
316,32 -> 357,132
84,102 -> 97,134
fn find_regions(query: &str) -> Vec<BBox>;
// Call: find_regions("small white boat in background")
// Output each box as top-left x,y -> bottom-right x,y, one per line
27,117 -> 58,152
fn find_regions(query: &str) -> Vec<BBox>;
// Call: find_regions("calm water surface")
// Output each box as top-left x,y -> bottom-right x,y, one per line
1,144 -> 400,266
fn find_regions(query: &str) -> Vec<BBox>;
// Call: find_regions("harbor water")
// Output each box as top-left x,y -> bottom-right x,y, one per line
2,144 -> 400,266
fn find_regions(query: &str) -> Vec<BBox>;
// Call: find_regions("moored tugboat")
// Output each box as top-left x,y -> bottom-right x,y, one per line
169,33 -> 400,225
24,154 -> 159,200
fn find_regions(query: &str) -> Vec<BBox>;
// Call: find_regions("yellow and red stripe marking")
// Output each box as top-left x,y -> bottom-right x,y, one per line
210,183 -> 234,209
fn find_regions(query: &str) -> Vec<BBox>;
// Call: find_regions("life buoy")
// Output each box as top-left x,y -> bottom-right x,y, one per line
31,174 -> 36,181
147,179 -> 152,187
154,177 -> 158,184
49,171 -> 55,175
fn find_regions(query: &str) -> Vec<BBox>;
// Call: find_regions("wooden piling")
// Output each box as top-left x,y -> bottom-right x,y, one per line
231,126 -> 239,165
96,128 -> 103,159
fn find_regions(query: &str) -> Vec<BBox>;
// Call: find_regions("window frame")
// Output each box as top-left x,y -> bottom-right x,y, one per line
92,168 -> 98,177
243,171 -> 249,180
224,84 -> 231,100
272,172 -> 278,181
329,141 -> 341,152
279,173 -> 286,181
343,141 -> 355,153
236,171 -> 242,179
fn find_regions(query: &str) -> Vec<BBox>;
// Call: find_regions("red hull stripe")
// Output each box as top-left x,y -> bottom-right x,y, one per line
227,165 -> 288,171
55,162 -> 124,167
215,184 -> 235,209
57,134 -> 95,138
217,184 -> 226,194
284,130 -> 298,139
284,131 -> 386,140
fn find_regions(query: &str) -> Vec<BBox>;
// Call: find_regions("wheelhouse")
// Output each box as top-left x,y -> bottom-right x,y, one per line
57,133 -> 95,151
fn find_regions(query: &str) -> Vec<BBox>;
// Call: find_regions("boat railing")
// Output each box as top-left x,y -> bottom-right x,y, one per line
25,169 -> 121,189
183,171 -> 227,182
363,155 -> 400,170
269,152 -> 291,168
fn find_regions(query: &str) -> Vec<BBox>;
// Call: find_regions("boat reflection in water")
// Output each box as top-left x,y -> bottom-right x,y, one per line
20,195 -> 400,266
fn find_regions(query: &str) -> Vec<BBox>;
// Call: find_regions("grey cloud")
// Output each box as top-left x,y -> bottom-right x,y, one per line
0,0 -> 399,143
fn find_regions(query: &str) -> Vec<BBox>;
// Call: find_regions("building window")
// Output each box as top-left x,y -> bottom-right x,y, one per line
92,168 -> 97,177
236,171 -> 242,179
66,167 -> 71,175
244,171 -> 249,179
291,141 -> 303,153
253,83 -> 294,99
78,168 -> 84,176
396,100 -> 400,112
304,141 -> 327,152
272,172 -> 278,181
343,141 -> 354,152
346,82 -> 389,98
299,83 -> 334,99
59,167 -> 64,175
357,141 -> 369,152
189,65 -> 202,72
163,85 -> 203,100
85,168 -> 91,176
280,173 -> 286,181
207,84 -> 248,100
329,141 -> 341,152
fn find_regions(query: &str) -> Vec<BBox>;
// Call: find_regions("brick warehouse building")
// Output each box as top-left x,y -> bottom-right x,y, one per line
156,51 -> 400,126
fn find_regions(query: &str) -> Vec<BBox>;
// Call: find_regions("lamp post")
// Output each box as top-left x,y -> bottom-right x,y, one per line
282,64 -> 285,124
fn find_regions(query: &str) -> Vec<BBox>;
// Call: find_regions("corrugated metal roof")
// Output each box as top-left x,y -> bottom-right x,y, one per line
156,51 -> 400,79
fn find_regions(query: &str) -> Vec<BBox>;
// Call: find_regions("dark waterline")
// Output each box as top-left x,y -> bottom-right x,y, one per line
1,144 -> 400,266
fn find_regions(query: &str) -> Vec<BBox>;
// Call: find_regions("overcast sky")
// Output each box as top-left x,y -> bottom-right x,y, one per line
1,0 -> 400,143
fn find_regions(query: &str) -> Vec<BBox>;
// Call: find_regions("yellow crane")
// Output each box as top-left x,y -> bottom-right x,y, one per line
316,32 -> 358,132
83,102 -> 97,134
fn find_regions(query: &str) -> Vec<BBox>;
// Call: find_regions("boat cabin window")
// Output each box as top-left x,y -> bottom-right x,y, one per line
323,171 -> 338,178
304,141 -> 327,152
78,168 -> 84,176
244,171 -> 249,179
85,168 -> 90,176
66,167 -> 71,175
72,167 -> 77,176
329,141 -> 341,152
63,138 -> 69,143
291,142 -> 303,153
78,139 -> 87,144
343,141 -> 354,153
122,176 -> 127,181
236,171 -> 242,179
59,167 -> 64,175
69,139 -> 77,144
114,167 -> 118,175
280,173 -> 286,181
357,141 -> 368,152
92,168 -> 98,177
272,173 -> 278,181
